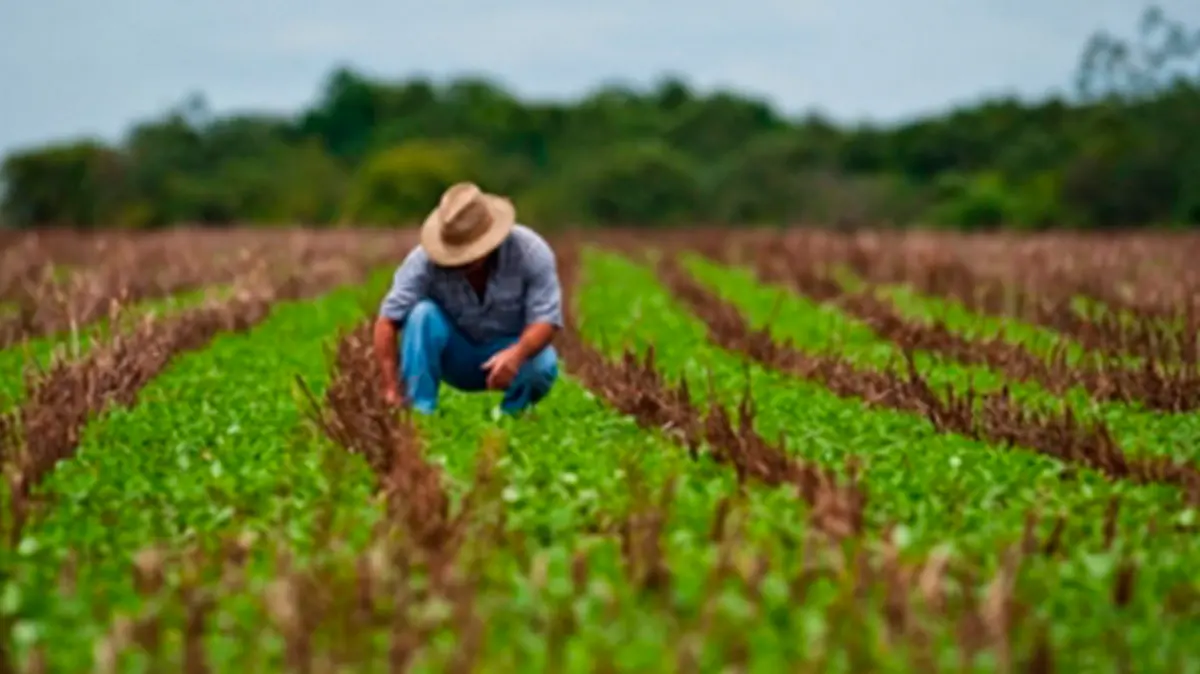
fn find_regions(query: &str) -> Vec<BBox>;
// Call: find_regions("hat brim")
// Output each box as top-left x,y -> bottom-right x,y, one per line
420,193 -> 516,267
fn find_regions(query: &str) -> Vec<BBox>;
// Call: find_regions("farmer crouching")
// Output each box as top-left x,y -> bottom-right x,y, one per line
372,182 -> 562,415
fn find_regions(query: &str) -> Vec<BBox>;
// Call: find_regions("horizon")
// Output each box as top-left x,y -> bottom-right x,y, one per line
3,0 -> 1198,159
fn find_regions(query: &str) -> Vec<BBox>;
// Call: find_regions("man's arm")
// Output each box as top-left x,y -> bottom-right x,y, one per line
517,236 -> 564,359
512,321 -> 557,361
373,317 -> 402,397
373,248 -> 431,397
482,236 -> 563,390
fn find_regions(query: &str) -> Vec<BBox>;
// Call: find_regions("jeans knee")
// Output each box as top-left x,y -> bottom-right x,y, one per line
503,347 -> 558,413
527,347 -> 559,388
400,300 -> 450,361
407,300 -> 445,329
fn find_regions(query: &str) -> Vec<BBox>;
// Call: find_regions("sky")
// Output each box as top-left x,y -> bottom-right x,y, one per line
2,0 -> 1198,159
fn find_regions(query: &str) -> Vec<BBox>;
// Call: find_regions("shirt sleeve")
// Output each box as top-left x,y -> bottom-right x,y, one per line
522,235 -> 564,328
379,246 -> 431,326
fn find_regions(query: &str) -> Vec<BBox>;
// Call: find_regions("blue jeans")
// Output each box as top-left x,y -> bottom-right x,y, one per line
400,300 -> 558,414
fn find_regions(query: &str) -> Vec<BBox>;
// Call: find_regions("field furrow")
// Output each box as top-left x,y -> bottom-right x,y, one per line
344,242 -> 1045,669
0,286 -> 230,408
11,291 -> 497,672
0,266 -> 397,670
579,245 -> 1200,667
0,246 -> 253,348
720,229 -> 1199,364
681,253 -> 1200,470
404,238 -> 833,559
870,283 -> 1200,412
741,251 -> 1200,415
306,242 -> 853,666
0,231 -> 113,303
74,424 -> 1044,671
557,243 -> 864,538
2,228 -> 1198,670
866,263 -> 1177,364
660,254 -> 1200,503
0,228 -> 410,348
311,319 -> 466,564
76,241 -> 864,668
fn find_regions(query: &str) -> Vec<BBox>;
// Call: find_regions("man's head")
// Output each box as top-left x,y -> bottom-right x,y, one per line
421,182 -> 514,269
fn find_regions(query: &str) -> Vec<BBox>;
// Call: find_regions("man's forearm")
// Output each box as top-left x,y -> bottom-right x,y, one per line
514,322 -> 558,360
372,316 -> 400,389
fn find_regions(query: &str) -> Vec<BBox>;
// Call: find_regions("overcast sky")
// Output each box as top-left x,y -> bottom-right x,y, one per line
2,1 -> 1197,158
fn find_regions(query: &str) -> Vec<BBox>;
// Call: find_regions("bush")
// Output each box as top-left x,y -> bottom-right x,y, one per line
926,172 -> 1019,230
570,140 -> 703,226
340,140 -> 484,226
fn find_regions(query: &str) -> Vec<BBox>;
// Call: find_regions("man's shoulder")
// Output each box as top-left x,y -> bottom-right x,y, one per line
391,245 -> 431,280
509,223 -> 550,246
506,224 -> 554,261
401,244 -> 431,266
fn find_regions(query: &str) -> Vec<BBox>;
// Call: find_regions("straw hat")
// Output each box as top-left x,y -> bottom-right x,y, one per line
420,182 -> 516,267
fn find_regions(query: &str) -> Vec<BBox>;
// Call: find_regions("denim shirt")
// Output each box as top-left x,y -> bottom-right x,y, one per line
378,224 -> 563,344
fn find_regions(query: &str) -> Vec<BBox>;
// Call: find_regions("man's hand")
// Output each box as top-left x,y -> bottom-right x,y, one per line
382,384 -> 405,408
373,316 -> 402,402
482,344 -> 526,390
482,322 -> 556,391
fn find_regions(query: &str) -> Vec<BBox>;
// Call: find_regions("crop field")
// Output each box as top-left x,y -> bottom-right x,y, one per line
1,226 -> 1199,672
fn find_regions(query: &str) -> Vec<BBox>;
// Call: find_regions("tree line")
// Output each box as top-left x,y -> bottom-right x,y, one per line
2,5 -> 1198,231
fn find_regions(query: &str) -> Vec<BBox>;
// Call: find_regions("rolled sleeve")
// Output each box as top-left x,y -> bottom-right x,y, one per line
379,247 -> 431,326
523,239 -> 563,328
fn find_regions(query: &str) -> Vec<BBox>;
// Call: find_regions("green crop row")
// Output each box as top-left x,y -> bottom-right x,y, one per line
414,364 -> 825,668
0,286 -> 230,407
2,244 -> 1197,671
577,247 -> 1199,668
828,263 -> 1154,368
685,253 -> 1200,467
3,271 -> 392,671
383,277 -> 1004,668
881,283 -> 1093,364
1069,294 -> 1187,334
0,277 -> 905,670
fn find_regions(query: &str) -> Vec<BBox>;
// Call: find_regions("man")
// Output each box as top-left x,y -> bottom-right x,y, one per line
372,181 -> 562,415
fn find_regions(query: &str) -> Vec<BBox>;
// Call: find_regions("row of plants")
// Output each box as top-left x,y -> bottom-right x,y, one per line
681,254 -> 1200,466
0,240 -> 1196,669
577,248 -> 1198,665
2,271 -> 394,670
0,286 -> 226,407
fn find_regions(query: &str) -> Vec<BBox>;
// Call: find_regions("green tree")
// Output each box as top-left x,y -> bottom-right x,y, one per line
567,140 -> 703,226
340,140 -> 484,225
1,141 -> 125,227
927,172 -> 1019,230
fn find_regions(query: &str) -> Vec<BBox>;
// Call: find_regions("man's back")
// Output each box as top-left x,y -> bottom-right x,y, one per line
379,224 -> 563,344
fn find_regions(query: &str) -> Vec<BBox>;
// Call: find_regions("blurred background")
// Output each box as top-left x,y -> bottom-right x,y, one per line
1,1 -> 1198,232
